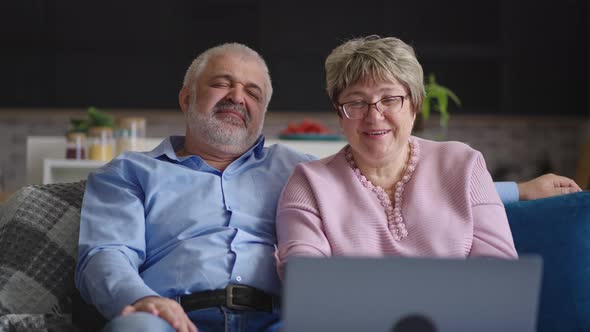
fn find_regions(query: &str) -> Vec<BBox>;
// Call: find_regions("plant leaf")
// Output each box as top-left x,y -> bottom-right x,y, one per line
447,89 -> 461,107
87,106 -> 114,127
421,95 -> 431,120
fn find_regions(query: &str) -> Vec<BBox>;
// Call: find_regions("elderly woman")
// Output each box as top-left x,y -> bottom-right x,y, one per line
275,36 -> 517,274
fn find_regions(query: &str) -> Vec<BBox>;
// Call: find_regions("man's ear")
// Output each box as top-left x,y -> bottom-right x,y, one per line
179,86 -> 191,114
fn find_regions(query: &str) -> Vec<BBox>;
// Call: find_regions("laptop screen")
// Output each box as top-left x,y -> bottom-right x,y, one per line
283,256 -> 542,332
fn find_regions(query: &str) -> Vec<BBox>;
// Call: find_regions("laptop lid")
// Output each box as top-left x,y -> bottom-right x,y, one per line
283,256 -> 542,332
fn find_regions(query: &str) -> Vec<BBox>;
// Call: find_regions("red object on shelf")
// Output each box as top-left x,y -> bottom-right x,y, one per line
280,119 -> 330,135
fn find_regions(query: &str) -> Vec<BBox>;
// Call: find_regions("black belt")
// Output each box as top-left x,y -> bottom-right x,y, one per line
179,285 -> 279,312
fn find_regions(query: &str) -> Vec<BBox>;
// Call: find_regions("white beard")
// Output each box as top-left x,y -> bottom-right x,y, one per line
186,103 -> 263,155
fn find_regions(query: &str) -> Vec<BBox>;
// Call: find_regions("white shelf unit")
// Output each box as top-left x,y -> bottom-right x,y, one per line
43,159 -> 106,184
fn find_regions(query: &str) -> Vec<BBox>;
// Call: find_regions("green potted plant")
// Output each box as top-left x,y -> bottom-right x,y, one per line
415,73 -> 461,136
68,118 -> 89,133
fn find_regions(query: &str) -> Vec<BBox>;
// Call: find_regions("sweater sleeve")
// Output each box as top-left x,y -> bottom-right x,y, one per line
469,153 -> 518,259
275,165 -> 332,280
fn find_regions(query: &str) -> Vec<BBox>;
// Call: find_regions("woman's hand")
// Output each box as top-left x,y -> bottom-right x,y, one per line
121,296 -> 198,332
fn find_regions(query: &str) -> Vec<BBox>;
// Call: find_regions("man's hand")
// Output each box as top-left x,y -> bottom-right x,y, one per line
518,173 -> 582,201
121,296 -> 198,332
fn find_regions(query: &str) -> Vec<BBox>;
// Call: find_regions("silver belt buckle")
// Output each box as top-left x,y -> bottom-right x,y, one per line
226,284 -> 254,310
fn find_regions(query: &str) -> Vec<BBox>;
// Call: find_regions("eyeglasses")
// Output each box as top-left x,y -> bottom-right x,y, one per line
338,95 -> 407,120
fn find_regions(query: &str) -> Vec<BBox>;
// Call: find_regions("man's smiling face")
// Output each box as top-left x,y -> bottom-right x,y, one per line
185,52 -> 268,155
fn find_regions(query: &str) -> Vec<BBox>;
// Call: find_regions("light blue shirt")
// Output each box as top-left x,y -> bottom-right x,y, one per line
495,181 -> 519,204
75,136 -> 314,319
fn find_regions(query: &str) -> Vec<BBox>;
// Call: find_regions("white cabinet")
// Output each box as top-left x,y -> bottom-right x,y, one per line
26,136 -> 162,185
42,159 -> 106,184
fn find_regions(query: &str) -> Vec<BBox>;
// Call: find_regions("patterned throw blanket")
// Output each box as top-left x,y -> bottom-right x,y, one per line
0,181 -> 86,332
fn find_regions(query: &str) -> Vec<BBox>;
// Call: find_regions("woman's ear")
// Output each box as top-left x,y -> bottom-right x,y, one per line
179,86 -> 191,114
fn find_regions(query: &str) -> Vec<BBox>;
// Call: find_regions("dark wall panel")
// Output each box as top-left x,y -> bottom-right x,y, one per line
0,0 -> 587,115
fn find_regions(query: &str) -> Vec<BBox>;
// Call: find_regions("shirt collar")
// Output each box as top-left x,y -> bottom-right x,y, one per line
144,136 -> 184,161
145,135 -> 266,163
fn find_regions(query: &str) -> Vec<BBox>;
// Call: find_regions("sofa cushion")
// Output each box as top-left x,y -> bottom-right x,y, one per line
0,313 -> 77,331
505,191 -> 590,332
0,181 -> 85,317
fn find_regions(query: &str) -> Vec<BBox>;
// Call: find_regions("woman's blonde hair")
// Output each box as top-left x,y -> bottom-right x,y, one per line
325,35 -> 425,113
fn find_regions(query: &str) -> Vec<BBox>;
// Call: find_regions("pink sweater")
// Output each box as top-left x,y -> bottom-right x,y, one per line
276,137 -> 517,275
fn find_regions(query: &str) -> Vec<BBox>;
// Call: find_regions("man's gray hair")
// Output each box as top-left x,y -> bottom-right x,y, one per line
325,35 -> 425,112
183,43 -> 273,108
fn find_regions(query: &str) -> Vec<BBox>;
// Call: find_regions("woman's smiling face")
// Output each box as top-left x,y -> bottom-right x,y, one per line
337,77 -> 416,167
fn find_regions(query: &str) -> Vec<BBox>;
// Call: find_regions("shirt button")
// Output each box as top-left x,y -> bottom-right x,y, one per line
236,276 -> 242,282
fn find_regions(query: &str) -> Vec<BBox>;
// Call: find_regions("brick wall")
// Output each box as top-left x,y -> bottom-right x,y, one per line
0,109 -> 587,192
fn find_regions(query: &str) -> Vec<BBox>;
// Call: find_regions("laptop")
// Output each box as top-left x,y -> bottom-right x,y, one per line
283,256 -> 542,332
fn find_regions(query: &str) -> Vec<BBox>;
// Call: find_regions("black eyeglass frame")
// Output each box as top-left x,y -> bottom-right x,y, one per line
336,95 -> 407,119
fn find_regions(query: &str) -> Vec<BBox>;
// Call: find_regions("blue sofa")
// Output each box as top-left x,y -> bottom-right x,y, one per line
505,190 -> 590,331
0,182 -> 587,331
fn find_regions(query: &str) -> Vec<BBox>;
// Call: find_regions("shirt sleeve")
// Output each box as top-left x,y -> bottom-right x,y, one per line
275,165 -> 332,280
75,160 -> 159,319
469,154 -> 518,259
494,181 -> 519,204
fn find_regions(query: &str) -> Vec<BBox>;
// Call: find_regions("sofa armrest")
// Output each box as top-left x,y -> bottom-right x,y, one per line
506,191 -> 590,332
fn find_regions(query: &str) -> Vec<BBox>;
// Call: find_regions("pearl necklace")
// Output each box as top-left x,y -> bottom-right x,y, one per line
345,138 -> 419,241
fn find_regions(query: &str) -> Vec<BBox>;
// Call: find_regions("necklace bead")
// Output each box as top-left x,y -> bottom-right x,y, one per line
345,138 -> 419,241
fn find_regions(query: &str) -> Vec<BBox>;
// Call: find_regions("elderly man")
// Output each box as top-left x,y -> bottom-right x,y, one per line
76,43 -> 313,332
76,42 -> 581,332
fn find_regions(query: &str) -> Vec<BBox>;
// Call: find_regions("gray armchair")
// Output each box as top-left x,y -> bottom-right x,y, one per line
0,181 -> 85,331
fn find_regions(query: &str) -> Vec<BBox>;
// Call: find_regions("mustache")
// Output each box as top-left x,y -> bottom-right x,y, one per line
213,101 -> 250,123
